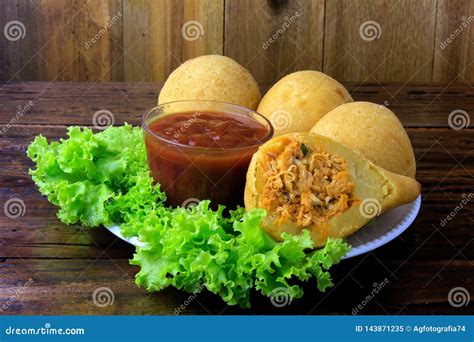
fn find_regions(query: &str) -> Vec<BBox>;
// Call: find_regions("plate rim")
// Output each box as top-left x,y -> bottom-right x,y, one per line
105,195 -> 422,259
343,195 -> 421,259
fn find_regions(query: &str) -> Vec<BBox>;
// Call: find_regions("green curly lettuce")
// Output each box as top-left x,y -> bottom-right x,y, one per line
131,202 -> 350,307
27,125 -> 350,308
27,125 -> 165,230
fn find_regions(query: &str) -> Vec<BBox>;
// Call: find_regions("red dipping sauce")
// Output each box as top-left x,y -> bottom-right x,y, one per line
143,101 -> 273,208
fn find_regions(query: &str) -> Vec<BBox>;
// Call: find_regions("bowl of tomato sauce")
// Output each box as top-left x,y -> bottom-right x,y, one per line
142,100 -> 274,208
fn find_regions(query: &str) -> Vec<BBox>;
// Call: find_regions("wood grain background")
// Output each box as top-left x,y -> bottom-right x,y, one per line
1,81 -> 473,314
0,0 -> 473,84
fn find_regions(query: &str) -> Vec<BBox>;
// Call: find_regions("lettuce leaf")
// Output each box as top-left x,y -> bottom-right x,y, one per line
27,125 -> 350,308
27,125 -> 165,229
131,202 -> 350,307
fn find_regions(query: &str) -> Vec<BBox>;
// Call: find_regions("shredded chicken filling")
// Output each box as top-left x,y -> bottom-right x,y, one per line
261,140 -> 357,227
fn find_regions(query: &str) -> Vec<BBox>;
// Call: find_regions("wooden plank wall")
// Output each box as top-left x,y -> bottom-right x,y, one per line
0,0 -> 473,83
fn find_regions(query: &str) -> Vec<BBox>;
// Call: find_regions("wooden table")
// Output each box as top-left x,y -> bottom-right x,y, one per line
0,82 -> 472,315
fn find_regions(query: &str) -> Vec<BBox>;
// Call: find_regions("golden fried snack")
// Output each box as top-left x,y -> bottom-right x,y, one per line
310,102 -> 416,177
257,71 -> 353,136
158,55 -> 261,110
245,133 -> 420,247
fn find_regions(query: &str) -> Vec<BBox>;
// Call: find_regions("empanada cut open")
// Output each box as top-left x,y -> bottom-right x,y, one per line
244,133 -> 421,247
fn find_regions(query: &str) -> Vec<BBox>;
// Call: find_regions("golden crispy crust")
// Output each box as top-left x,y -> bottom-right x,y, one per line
257,71 -> 353,136
244,154 -> 258,210
376,167 -> 422,211
159,55 -> 261,110
245,133 -> 421,247
310,101 -> 416,177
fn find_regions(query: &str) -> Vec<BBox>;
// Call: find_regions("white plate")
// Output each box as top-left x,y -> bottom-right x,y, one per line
106,195 -> 421,259
343,195 -> 421,258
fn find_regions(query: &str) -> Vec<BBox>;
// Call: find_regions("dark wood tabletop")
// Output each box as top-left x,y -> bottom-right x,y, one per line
0,81 -> 473,315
